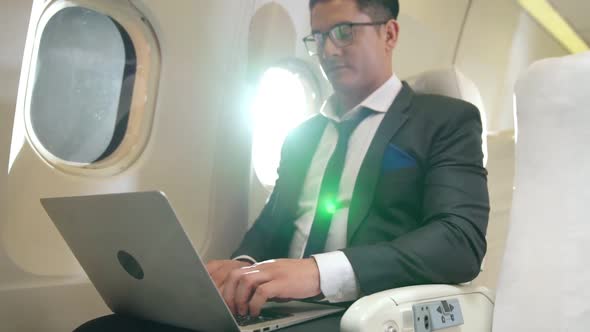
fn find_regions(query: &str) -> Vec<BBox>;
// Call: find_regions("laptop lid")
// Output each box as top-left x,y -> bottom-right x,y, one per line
41,191 -> 240,331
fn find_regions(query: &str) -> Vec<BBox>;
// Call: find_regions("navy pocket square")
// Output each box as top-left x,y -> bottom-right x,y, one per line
382,144 -> 417,171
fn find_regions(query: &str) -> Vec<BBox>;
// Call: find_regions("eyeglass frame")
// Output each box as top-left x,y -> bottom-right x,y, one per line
302,20 -> 391,56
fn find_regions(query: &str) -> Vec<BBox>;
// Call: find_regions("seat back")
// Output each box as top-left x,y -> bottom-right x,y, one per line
407,67 -> 488,166
493,52 -> 590,331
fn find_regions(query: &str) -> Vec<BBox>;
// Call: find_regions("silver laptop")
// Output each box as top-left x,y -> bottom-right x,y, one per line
40,191 -> 344,332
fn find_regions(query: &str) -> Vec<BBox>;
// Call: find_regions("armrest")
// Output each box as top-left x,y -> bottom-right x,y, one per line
340,284 -> 494,332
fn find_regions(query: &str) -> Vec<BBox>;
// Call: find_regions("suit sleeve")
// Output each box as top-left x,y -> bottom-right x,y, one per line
230,137 -> 291,262
342,104 -> 490,295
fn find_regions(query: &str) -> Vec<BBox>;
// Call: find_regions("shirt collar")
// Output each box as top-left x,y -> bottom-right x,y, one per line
320,74 -> 403,122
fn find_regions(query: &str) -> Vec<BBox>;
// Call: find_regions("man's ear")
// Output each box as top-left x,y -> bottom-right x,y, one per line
385,19 -> 399,51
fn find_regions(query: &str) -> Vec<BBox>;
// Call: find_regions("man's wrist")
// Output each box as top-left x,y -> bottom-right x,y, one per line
307,257 -> 323,298
311,251 -> 361,303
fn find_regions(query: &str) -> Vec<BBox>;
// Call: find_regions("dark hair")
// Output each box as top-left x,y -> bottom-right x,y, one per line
309,0 -> 399,21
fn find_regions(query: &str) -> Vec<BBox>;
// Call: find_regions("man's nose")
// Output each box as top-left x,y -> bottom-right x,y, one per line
320,37 -> 341,59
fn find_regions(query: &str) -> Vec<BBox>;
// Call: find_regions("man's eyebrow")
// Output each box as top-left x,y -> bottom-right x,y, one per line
311,21 -> 353,34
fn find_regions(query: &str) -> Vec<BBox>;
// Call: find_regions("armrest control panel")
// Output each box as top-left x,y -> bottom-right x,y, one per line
340,285 -> 493,332
413,299 -> 464,331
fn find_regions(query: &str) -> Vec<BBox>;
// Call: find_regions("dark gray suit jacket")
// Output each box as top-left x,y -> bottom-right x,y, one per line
232,82 -> 490,296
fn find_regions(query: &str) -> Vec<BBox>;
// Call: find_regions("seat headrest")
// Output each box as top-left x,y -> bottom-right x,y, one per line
406,67 -> 488,165
407,67 -> 486,116
514,51 -> 590,127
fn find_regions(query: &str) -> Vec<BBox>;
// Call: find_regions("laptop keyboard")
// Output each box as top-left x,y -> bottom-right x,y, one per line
235,310 -> 293,327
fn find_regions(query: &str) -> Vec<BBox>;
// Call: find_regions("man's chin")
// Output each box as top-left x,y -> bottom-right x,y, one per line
328,76 -> 357,92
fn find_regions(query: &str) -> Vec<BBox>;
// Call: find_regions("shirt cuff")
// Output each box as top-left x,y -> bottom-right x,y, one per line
232,255 -> 257,265
312,251 -> 361,303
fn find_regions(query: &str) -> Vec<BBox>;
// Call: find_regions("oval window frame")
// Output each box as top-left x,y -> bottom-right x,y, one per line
22,0 -> 160,176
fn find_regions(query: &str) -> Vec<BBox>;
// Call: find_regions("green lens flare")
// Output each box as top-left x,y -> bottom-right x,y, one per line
324,200 -> 338,215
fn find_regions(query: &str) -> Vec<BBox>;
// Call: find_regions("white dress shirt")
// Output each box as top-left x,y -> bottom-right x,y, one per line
289,74 -> 403,302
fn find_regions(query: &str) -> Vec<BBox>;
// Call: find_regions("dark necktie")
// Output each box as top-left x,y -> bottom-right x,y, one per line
303,109 -> 371,257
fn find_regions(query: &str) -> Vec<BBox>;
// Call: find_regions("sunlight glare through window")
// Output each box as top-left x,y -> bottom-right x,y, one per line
251,67 -> 310,187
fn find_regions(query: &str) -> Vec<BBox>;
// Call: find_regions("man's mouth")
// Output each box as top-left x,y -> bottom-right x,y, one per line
326,65 -> 348,74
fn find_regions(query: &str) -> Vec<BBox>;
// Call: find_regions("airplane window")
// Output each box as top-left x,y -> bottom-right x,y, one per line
251,64 -> 321,188
29,7 -> 136,164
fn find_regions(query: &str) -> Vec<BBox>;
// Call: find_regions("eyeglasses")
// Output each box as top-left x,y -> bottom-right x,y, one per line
303,21 -> 389,56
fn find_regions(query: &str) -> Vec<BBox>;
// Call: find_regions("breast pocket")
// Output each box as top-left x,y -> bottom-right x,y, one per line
377,145 -> 422,207
381,144 -> 417,173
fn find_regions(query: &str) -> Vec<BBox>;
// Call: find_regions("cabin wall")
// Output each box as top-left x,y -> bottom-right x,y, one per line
457,0 -> 568,133
395,0 -> 569,134
0,0 -> 31,228
0,0 -> 32,286
394,0 -> 471,78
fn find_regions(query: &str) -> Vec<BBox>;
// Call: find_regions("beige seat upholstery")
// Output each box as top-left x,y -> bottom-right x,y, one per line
493,52 -> 590,331
407,67 -> 488,166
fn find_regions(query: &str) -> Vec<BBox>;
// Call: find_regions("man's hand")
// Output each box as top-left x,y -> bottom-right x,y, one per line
206,260 -> 252,291
221,258 -> 322,317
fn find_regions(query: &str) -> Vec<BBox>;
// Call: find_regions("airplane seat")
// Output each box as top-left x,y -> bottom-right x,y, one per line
340,67 -> 494,332
492,51 -> 590,331
406,67 -> 489,166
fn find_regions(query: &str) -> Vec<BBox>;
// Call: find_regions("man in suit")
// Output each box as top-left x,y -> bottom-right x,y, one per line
207,0 -> 489,318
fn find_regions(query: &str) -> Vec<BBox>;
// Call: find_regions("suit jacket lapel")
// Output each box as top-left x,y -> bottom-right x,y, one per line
347,82 -> 415,243
272,115 -> 328,256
